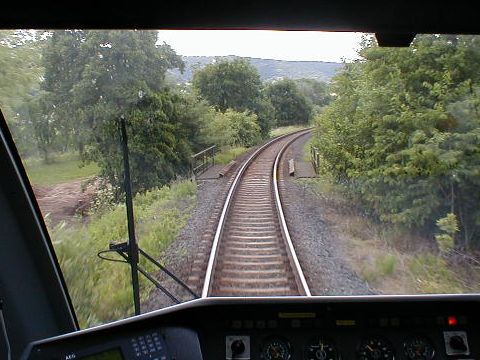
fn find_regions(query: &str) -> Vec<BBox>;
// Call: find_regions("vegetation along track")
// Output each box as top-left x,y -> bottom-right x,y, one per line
202,130 -> 312,297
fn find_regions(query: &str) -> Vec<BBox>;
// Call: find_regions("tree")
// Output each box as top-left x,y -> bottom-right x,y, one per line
92,91 -> 204,195
41,30 -> 88,154
25,91 -> 58,163
41,30 -> 185,157
192,58 -> 262,113
265,78 -> 312,126
36,30 -> 196,193
315,34 -> 480,249
252,96 -> 276,138
294,78 -> 333,108
0,30 -> 46,156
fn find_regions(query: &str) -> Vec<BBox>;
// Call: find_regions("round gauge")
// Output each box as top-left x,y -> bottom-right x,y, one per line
403,336 -> 435,360
357,336 -> 395,360
261,336 -> 292,360
304,337 -> 340,360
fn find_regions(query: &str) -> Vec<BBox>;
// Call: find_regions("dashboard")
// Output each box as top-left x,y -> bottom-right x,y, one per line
21,296 -> 479,360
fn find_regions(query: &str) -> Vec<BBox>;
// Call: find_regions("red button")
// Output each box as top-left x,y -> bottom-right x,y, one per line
448,316 -> 458,326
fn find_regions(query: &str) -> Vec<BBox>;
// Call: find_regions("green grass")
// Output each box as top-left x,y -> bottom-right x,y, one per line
301,174 -> 480,295
51,180 -> 197,328
303,137 -> 314,162
214,146 -> 248,165
213,126 -> 309,166
270,125 -> 308,138
23,153 -> 100,186
408,254 -> 466,294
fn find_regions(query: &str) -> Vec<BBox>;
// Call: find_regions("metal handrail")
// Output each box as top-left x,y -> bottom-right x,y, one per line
191,145 -> 216,175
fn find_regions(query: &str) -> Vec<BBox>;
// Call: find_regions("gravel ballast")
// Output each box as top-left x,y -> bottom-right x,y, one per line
143,148 -> 258,312
142,177 -> 230,312
280,133 -> 375,295
144,134 -> 373,313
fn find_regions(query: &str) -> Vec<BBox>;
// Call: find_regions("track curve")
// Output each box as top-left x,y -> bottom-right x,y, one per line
202,130 -> 312,297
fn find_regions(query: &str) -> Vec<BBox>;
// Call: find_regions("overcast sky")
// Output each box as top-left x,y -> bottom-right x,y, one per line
156,30 -> 365,62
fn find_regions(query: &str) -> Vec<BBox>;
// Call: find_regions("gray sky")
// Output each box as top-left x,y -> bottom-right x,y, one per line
156,30 -> 365,62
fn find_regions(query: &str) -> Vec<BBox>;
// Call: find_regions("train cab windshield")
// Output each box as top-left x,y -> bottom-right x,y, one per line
1,29 -> 480,332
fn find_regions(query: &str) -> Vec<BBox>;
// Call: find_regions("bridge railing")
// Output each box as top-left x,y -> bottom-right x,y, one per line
310,145 -> 320,174
191,145 -> 216,175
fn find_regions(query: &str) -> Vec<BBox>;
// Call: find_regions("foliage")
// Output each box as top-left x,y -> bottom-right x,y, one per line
294,78 -> 334,113
204,109 -> 261,148
435,213 -> 459,253
192,58 -> 262,112
315,34 -> 480,250
12,30 -> 187,173
0,30 -> 47,155
252,96 -> 276,138
192,58 -> 276,138
88,91 -> 207,195
266,78 -> 312,126
26,30 -> 214,196
52,180 -> 196,328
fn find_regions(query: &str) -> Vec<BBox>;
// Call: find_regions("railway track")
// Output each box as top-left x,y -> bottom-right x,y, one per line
202,130 -> 312,297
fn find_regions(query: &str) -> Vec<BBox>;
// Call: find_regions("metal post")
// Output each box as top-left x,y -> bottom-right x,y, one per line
119,116 -> 141,316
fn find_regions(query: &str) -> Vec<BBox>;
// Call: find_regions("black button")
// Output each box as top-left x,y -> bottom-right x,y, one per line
450,336 -> 467,351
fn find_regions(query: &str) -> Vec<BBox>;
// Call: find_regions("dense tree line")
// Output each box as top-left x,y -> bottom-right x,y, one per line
0,31 -> 45,155
0,30 -> 329,196
315,35 -> 480,251
192,58 -> 322,136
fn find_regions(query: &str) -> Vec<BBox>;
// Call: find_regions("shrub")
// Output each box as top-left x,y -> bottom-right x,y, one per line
51,180 -> 196,328
435,213 -> 459,253
205,109 -> 261,148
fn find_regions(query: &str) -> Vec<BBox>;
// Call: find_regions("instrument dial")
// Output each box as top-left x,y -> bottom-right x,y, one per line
261,336 -> 292,360
357,336 -> 395,360
403,336 -> 435,360
304,337 -> 340,360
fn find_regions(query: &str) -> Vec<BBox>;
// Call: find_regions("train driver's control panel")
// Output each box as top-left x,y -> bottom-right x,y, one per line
21,296 -> 479,360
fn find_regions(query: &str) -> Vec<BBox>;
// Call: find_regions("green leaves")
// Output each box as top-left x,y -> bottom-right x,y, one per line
316,34 -> 480,249
193,58 -> 262,113
265,78 -> 312,126
204,108 -> 261,148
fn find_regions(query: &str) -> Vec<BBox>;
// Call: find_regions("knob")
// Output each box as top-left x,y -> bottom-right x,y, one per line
449,335 -> 467,351
231,339 -> 246,356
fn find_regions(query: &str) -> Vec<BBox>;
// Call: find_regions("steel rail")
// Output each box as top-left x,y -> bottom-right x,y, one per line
201,129 -> 312,298
272,130 -> 312,296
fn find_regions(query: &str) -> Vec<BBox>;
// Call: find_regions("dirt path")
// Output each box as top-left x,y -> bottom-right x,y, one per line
32,178 -> 99,227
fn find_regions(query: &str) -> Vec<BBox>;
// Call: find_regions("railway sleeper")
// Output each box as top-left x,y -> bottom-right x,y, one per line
212,286 -> 298,296
215,277 -> 294,287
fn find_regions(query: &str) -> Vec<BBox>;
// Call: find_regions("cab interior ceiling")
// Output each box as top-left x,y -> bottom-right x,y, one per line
0,1 -> 478,46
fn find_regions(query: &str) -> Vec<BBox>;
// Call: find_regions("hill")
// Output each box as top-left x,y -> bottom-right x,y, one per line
168,56 -> 344,83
